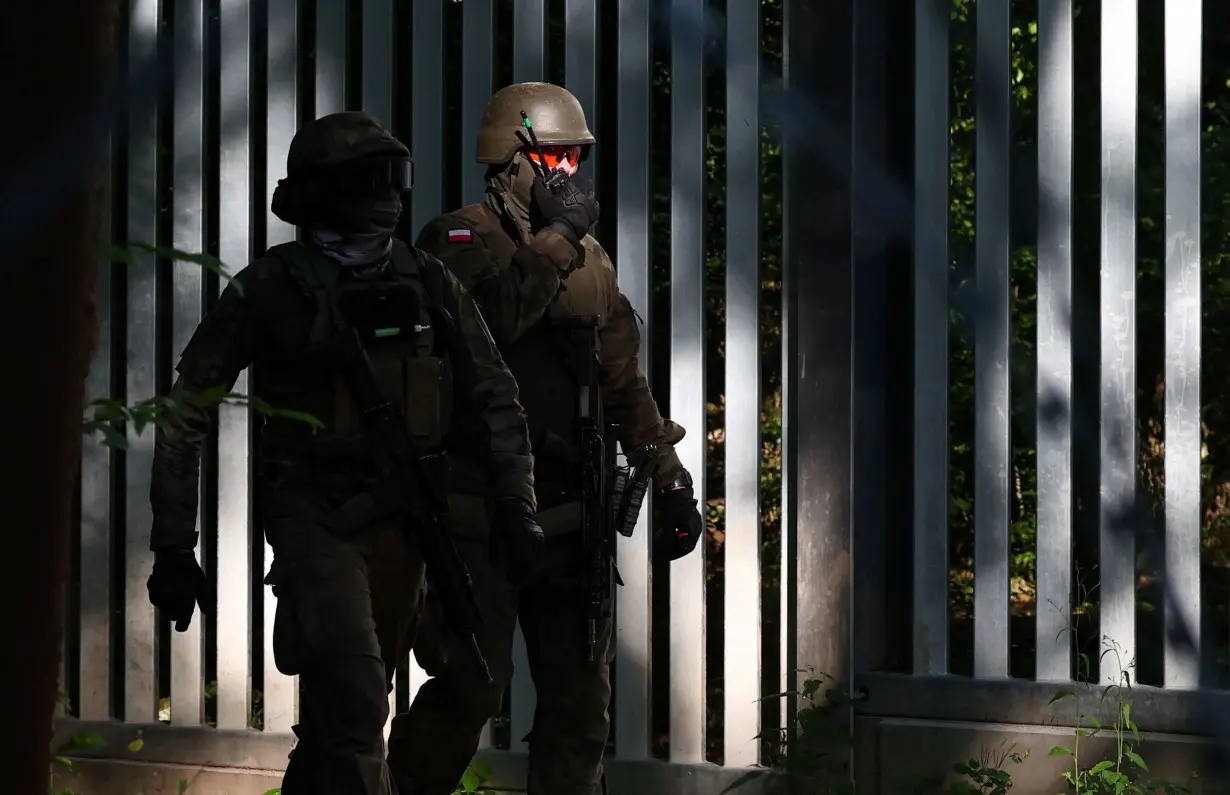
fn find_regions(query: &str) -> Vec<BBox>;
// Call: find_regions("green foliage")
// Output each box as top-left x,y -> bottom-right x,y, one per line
85,242 -> 323,449
453,758 -> 498,794
947,752 -> 1027,795
49,729 -> 195,795
1046,641 -> 1193,795
757,668 -> 857,794
83,387 -> 322,449
102,241 -> 242,294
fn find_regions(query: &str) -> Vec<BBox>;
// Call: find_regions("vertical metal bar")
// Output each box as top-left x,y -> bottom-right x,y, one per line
783,0 -> 854,723
973,0 -> 1011,680
510,626 -> 534,753
409,0 -> 445,239
613,0 -> 653,761
215,0 -> 254,731
564,0 -> 599,236
723,0 -> 761,769
461,0 -> 494,747
80,145 -> 114,722
124,0 -> 161,724
668,0 -> 706,764
1098,0 -> 1138,685
461,0 -> 494,206
564,0 -> 598,118
508,0 -> 549,750
361,0 -> 394,124
264,0 -> 300,732
851,0 -> 889,677
1035,0 -> 1074,684
513,0 -> 545,83
170,0 -> 207,726
1163,0 -> 1202,690
315,0 -> 347,117
912,0 -> 950,676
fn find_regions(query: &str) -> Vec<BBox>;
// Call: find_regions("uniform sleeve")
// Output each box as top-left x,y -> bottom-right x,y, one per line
432,259 -> 538,507
415,216 -> 579,348
596,283 -> 686,488
149,270 -> 258,551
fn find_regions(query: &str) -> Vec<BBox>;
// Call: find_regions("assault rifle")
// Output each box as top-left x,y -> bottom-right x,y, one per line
323,324 -> 492,684
552,315 -> 659,661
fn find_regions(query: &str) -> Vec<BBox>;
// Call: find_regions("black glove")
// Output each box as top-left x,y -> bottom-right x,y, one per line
655,469 -> 703,561
489,498 -> 545,588
147,548 -> 208,631
529,174 -> 600,250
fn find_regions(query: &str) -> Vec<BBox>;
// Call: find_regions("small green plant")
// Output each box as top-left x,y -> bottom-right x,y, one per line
758,667 -> 858,795
50,729 -> 105,795
1047,639 -> 1192,795
452,758 -> 498,794
945,748 -> 1028,795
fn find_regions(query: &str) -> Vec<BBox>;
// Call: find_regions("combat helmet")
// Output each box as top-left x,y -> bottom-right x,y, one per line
272,111 -> 413,228
476,82 -> 595,164
286,111 -> 410,176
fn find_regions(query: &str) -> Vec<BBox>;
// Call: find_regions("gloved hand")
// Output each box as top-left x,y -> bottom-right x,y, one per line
147,548 -> 208,631
529,174 -> 600,251
655,469 -> 703,561
489,498 -> 545,588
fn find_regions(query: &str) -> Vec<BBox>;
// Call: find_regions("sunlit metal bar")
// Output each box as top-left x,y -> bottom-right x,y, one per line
169,0 -> 208,726
1163,0 -> 1202,690
1098,0 -> 1138,685
263,0 -> 301,732
723,0 -> 762,769
214,0 -> 255,731
668,0 -> 707,764
123,0 -> 161,724
1035,0 -> 1074,684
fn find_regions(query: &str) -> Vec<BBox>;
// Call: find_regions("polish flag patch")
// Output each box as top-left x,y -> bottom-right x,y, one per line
447,228 -> 472,243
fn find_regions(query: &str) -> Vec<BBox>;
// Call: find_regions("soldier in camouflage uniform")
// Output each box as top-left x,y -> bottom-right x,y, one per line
144,111 -> 543,795
388,83 -> 704,795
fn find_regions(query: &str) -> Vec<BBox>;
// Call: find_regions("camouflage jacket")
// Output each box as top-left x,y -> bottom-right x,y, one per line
412,198 -> 684,490
148,241 -> 535,551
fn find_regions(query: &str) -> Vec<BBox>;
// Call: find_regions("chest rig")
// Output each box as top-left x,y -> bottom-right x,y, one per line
266,240 -> 454,454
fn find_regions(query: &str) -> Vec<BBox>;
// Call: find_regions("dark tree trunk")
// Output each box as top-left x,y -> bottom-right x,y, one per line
0,2 -> 119,791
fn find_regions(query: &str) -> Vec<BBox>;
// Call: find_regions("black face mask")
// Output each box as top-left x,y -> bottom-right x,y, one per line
270,157 -> 413,235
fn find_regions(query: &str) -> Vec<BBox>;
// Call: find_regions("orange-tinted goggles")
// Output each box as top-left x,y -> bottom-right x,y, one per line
526,145 -> 582,170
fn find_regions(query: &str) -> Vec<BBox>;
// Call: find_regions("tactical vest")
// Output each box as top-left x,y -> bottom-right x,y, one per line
451,204 -> 601,496
258,239 -> 454,455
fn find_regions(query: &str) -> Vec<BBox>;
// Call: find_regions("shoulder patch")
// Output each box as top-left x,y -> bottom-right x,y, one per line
447,228 -> 473,243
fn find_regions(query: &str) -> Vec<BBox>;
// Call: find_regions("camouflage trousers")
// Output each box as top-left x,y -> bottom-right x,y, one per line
262,484 -> 426,795
387,498 -> 614,795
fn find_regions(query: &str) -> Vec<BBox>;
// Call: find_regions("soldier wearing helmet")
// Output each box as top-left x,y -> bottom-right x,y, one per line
391,83 -> 703,795
144,111 -> 541,795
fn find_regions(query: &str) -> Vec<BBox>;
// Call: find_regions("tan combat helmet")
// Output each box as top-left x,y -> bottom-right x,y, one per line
476,82 -> 596,164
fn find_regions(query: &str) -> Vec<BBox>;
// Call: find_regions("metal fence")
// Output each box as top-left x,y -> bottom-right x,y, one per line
70,0 -> 793,789
62,0 -> 1230,791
